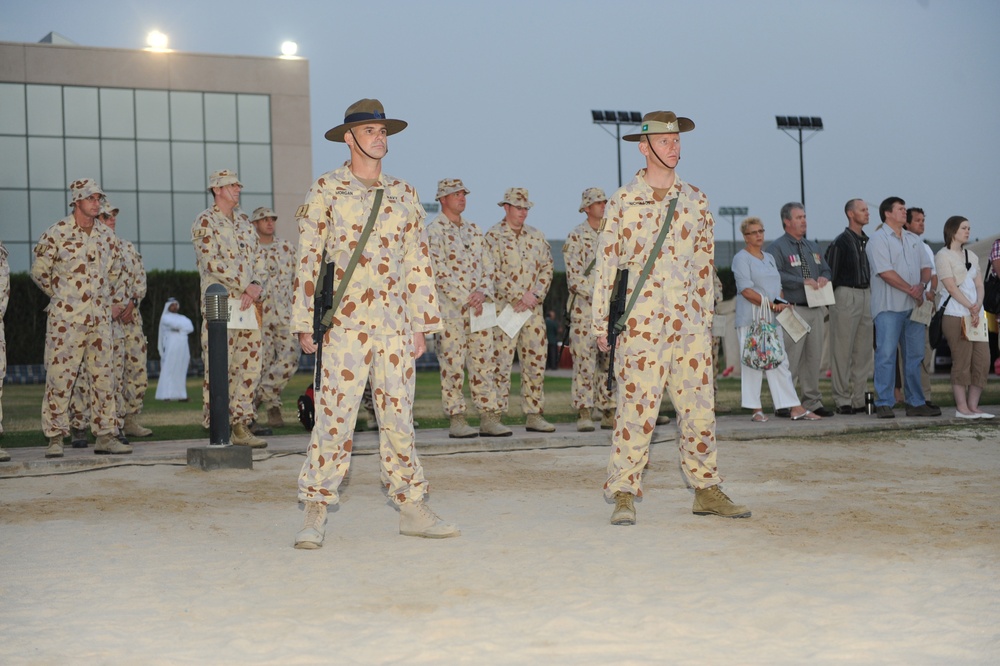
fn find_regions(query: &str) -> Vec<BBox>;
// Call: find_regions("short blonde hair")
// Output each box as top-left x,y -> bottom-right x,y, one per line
740,216 -> 764,235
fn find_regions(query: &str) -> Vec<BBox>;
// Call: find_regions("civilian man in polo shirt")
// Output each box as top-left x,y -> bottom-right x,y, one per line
865,196 -> 940,418
766,202 -> 834,418
903,206 -> 939,407
824,198 -> 873,414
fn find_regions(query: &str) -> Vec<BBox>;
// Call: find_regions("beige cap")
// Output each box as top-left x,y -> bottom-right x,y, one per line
497,187 -> 534,209
207,169 -> 243,191
250,206 -> 277,222
68,178 -> 105,205
99,200 -> 120,217
578,187 -> 607,213
623,111 -> 695,141
435,178 -> 470,201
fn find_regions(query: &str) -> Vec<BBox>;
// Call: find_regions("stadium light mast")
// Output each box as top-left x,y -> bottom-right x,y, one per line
591,110 -> 642,187
775,116 -> 823,207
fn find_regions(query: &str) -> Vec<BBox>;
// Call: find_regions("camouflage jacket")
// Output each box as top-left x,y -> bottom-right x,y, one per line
564,220 -> 601,313
291,163 -> 442,336
592,169 -> 715,337
259,236 -> 296,328
191,205 -> 266,313
426,213 -> 494,320
484,220 -> 553,310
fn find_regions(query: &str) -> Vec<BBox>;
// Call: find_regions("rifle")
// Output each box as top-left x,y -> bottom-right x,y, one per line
606,268 -> 629,391
312,255 -> 335,391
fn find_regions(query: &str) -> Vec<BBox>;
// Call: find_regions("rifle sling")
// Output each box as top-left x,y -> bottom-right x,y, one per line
319,188 -> 384,330
614,196 -> 678,334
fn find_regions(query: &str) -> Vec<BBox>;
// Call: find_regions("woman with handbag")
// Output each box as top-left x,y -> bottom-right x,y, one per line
934,216 -> 993,419
732,217 -> 820,422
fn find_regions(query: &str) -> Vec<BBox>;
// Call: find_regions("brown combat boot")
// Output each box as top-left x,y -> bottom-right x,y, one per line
479,411 -> 512,437
45,435 -> 64,458
448,413 -> 478,439
525,413 -> 555,433
577,407 -> 595,432
267,405 -> 285,428
231,422 -> 268,448
600,409 -> 615,430
123,414 -> 152,437
693,486 -> 751,518
610,491 -> 636,526
94,434 -> 132,455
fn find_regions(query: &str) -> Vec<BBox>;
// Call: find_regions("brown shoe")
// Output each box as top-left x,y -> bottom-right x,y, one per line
692,486 -> 751,518
94,434 -> 132,455
45,435 -> 64,458
231,423 -> 268,448
479,411 -> 512,437
267,405 -> 285,429
600,409 -> 615,430
525,413 -> 555,433
610,491 -> 636,525
123,414 -> 152,438
576,408 -> 595,432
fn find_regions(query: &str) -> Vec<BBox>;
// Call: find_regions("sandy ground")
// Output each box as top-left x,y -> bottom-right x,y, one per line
2,429 -> 998,665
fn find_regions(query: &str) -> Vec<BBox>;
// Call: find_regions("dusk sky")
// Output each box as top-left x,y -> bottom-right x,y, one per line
3,0 -> 999,248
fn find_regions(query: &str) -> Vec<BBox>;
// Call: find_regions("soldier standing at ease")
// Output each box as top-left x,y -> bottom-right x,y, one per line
292,99 -> 458,549
593,111 -> 750,525
191,169 -> 268,448
485,188 -> 556,433
251,206 -> 299,429
426,178 -> 511,438
564,187 -> 614,431
32,179 -> 128,457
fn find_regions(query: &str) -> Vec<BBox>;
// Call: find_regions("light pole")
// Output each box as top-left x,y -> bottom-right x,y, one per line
775,116 -> 823,207
592,110 -> 642,187
718,207 -> 748,267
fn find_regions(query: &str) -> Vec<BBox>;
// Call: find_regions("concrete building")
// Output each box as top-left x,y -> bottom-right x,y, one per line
0,37 -> 311,273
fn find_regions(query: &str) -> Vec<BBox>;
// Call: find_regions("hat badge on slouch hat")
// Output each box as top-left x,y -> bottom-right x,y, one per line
622,111 -> 695,141
497,187 -> 534,209
435,178 -> 470,201
324,99 -> 408,142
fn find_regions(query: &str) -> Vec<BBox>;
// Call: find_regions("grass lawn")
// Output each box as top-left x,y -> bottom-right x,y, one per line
2,369 -> 996,449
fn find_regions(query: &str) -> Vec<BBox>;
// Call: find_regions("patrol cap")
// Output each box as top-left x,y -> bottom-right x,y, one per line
324,98 -> 407,143
207,169 -> 243,192
68,178 -> 105,205
250,206 -> 277,222
623,111 -> 695,142
100,200 -> 120,217
435,178 -> 470,201
497,187 -> 534,209
578,187 -> 607,213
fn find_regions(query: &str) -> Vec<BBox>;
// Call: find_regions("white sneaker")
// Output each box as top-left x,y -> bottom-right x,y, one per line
399,501 -> 460,538
975,412 -> 995,419
955,411 -> 978,419
294,502 -> 327,549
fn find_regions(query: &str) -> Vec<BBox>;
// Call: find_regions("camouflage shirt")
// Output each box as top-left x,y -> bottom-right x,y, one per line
291,163 -> 442,336
31,216 -> 123,326
592,169 -> 716,337
191,205 -> 266,312
259,236 -> 296,327
564,220 -> 601,307
426,213 -> 494,320
484,220 -> 553,309
113,237 -> 147,307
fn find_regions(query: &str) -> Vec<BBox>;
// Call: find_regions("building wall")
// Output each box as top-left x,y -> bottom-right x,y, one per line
0,41 -> 311,273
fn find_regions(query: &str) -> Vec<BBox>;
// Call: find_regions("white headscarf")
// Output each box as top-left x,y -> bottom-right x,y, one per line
158,298 -> 180,358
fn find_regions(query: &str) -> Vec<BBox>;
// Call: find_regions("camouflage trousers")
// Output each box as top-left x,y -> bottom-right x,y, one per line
0,319 -> 5,434
437,315 -> 498,416
569,309 -> 613,412
200,320 -> 262,427
71,316 -> 148,430
605,329 -> 720,498
299,329 -> 427,506
492,309 -> 547,415
43,315 -> 117,438
256,322 -> 300,410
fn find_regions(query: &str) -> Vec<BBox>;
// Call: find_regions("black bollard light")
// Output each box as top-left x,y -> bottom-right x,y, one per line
205,283 -> 231,446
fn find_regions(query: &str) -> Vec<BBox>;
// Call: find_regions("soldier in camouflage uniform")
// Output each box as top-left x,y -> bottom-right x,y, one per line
485,188 -> 556,433
31,179 -> 130,457
291,99 -> 459,549
250,206 -> 299,429
593,112 -> 750,525
565,187 -> 615,432
426,178 -> 511,439
191,169 -> 268,448
0,242 -> 8,462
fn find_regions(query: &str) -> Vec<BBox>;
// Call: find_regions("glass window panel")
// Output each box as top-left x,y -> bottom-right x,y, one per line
6,242 -> 32,274
238,144 -> 272,192
65,138 -> 100,184
170,91 -> 204,141
173,193 -> 208,243
135,90 -> 169,140
30,190 -> 71,239
138,243 -> 175,271
0,83 -> 27,134
0,136 -> 28,187
237,94 -> 270,143
171,142 -> 205,192
139,192 -> 174,243
205,142 -> 239,177
173,240 -> 196,272
27,137 -> 66,189
239,195 -> 272,217
104,191 -> 138,241
100,88 -> 136,138
0,190 -> 30,241
101,139 -> 137,190
136,141 -> 172,191
26,84 -> 63,136
63,87 -> 99,137
204,93 -> 237,142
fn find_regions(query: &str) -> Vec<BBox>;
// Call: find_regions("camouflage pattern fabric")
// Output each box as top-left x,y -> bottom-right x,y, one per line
0,243 -> 7,434
255,235 -> 299,410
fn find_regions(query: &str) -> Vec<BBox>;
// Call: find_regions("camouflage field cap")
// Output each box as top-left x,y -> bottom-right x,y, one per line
435,178 -> 470,201
207,169 -> 243,192
99,200 -> 120,217
68,178 -> 105,205
250,206 -> 277,222
324,98 -> 408,143
497,187 -> 534,209
578,187 -> 608,213
623,111 -> 695,142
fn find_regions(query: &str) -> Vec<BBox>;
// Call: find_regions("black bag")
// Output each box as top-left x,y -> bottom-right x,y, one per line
929,296 -> 951,348
984,264 -> 1000,315
297,385 -> 315,431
